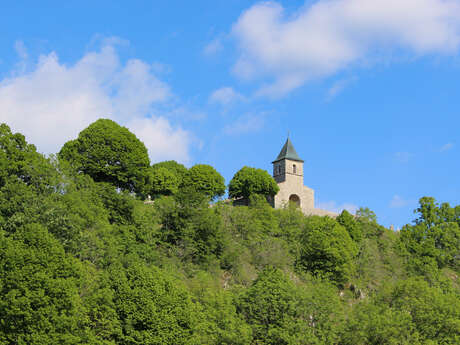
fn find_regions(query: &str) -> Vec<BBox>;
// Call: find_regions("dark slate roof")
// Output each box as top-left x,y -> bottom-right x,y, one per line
272,137 -> 304,163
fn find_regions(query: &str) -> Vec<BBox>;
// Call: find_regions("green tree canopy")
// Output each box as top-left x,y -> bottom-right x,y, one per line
356,207 -> 377,223
0,123 -> 57,193
184,164 -> 226,200
0,225 -> 88,344
298,216 -> 358,285
145,166 -> 180,198
337,210 -> 362,243
109,261 -> 200,345
228,166 -> 279,199
144,160 -> 188,198
151,160 -> 188,181
399,197 -> 460,273
237,267 -> 344,345
59,119 -> 150,193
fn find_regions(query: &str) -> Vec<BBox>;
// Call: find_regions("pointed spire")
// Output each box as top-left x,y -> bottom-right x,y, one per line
273,137 -> 304,163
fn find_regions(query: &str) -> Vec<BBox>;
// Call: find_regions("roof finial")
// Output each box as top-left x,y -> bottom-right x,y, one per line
287,130 -> 290,139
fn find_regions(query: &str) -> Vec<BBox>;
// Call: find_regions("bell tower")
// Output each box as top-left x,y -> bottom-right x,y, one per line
272,137 -> 314,210
272,137 -> 304,184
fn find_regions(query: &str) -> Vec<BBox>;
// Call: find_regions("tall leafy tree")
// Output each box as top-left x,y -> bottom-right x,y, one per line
145,166 -> 180,198
59,119 -> 150,193
0,123 -> 57,194
109,261 -> 200,345
144,160 -> 188,198
238,267 -> 344,345
337,210 -> 362,243
228,166 -> 279,199
0,225 -> 89,344
399,197 -> 460,272
151,160 -> 188,181
298,216 -> 358,285
184,164 -> 226,200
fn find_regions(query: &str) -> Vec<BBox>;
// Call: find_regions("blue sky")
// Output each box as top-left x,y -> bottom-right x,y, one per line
0,0 -> 459,228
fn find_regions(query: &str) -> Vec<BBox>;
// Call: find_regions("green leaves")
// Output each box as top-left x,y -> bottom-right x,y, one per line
344,278 -> 460,345
399,197 -> 460,273
110,262 -> 199,345
1,120 -> 460,345
0,225 -> 87,344
185,164 -> 226,201
59,119 -> 150,193
298,216 -> 358,285
228,166 -> 279,199
238,267 -> 344,345
146,166 -> 180,197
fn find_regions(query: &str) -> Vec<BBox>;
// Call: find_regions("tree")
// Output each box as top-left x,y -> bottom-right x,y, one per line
184,164 -> 226,200
151,160 -> 188,181
237,266 -> 299,344
337,210 -> 362,243
109,260 -> 200,345
237,267 -> 344,345
344,278 -> 460,345
228,166 -> 279,199
145,166 -> 180,198
298,216 -> 357,285
146,160 -> 188,198
0,225 -> 90,344
356,207 -> 377,223
399,197 -> 460,272
0,123 -> 57,193
59,119 -> 150,193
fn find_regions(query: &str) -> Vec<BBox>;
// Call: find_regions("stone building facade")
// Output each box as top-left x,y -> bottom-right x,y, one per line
271,138 -> 337,217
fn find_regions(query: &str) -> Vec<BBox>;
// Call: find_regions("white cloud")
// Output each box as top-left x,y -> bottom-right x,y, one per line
209,86 -> 244,105
126,117 -> 191,163
14,40 -> 28,60
232,0 -> 460,97
440,142 -> 454,151
316,200 -> 358,214
326,77 -> 357,100
223,113 -> 265,135
389,194 -> 410,208
0,40 -> 192,163
204,37 -> 224,56
395,151 -> 412,163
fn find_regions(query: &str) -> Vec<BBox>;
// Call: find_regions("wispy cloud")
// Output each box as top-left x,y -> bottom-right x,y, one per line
395,151 -> 412,163
0,38 -> 192,163
389,195 -> 411,208
14,40 -> 28,60
209,86 -> 244,106
204,37 -> 224,56
440,142 -> 454,152
232,0 -> 460,97
326,77 -> 357,100
223,112 -> 265,135
316,201 -> 358,214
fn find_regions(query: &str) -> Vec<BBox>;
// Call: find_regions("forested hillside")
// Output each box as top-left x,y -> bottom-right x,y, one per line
0,120 -> 459,345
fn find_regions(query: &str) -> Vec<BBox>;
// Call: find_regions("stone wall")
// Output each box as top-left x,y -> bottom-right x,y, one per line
304,208 -> 338,218
274,182 -> 314,211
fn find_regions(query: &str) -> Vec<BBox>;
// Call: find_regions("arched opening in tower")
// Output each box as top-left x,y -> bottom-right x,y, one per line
289,194 -> 301,208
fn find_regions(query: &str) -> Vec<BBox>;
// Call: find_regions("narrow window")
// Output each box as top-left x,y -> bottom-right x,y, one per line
293,164 -> 297,174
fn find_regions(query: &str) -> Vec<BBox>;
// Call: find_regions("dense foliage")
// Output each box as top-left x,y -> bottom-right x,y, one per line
229,166 -> 279,199
59,119 -> 150,194
144,161 -> 188,198
184,164 -> 226,201
1,121 -> 459,344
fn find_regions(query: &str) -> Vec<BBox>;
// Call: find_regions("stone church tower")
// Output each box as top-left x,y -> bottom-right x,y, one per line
272,138 -> 337,217
272,137 -> 314,213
